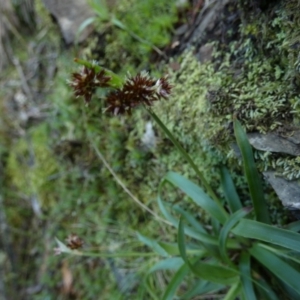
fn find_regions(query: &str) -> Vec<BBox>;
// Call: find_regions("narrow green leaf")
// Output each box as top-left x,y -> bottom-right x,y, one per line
219,208 -> 252,265
148,109 -> 220,203
182,281 -> 224,299
211,217 -> 221,237
157,242 -> 182,256
88,0 -> 110,20
223,281 -> 242,300
158,241 -> 206,256
148,257 -> 184,273
233,119 -> 270,224
286,220 -> 300,232
157,193 -> 178,226
111,17 -> 127,30
162,263 -> 189,300
239,252 -> 256,300
191,260 -> 240,285
144,279 -> 160,300
136,232 -> 169,257
173,205 -> 207,233
220,166 -> 243,213
178,218 -> 239,285
55,237 -> 72,253
178,217 -> 189,262
278,278 -> 300,300
157,194 -> 240,249
254,278 -> 279,300
250,243 -> 300,296
75,17 -> 96,45
163,172 -> 228,224
233,219 -> 300,252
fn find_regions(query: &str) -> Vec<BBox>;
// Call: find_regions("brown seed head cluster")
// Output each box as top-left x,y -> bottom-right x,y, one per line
69,67 -> 111,103
69,67 -> 172,114
65,234 -> 84,250
106,72 -> 172,115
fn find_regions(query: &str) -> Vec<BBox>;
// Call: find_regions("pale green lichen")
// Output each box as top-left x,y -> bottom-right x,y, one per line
152,1 -> 300,185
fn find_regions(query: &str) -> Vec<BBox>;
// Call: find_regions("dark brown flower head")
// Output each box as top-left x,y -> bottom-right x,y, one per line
69,66 -> 111,103
154,76 -> 172,99
105,72 -> 172,115
65,234 -> 84,250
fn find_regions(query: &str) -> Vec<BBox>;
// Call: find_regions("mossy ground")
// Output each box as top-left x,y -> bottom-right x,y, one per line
1,0 -> 300,299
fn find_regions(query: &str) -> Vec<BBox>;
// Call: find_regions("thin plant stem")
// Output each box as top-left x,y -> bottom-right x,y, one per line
63,250 -> 158,258
90,138 -> 172,226
81,106 -> 171,225
147,108 -> 224,210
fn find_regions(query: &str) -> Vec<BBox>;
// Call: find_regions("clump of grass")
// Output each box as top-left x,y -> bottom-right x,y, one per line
59,59 -> 300,299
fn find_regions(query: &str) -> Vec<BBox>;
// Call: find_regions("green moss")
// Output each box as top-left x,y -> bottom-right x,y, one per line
88,0 -> 178,73
6,124 -> 58,207
152,1 -> 300,185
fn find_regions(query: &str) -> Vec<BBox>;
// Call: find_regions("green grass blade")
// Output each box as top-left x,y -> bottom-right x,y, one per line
250,243 -> 300,296
219,208 -> 252,265
286,220 -> 300,232
157,194 -> 240,249
172,205 -> 207,233
178,218 -> 239,284
158,242 -> 181,256
223,281 -> 242,300
157,194 -> 213,243
191,260 -> 240,285
148,257 -> 184,273
158,241 -> 206,256
232,219 -> 300,252
254,278 -> 279,300
136,232 -> 169,257
148,109 -> 221,204
212,217 -> 221,237
75,17 -> 96,45
178,217 -> 189,262
220,166 -> 243,213
182,281 -> 224,299
162,263 -> 189,300
157,192 -> 178,227
239,252 -> 256,300
88,0 -> 110,20
233,119 -> 270,224
163,172 -> 228,224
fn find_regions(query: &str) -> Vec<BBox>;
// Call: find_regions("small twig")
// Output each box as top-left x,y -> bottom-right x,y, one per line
12,57 -> 34,102
90,139 -> 171,226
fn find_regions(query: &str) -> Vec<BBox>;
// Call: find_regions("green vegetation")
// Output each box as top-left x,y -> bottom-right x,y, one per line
2,0 -> 300,299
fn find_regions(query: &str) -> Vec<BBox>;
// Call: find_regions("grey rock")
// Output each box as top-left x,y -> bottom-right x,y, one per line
199,43 -> 214,63
264,171 -> 300,209
43,0 -> 95,44
284,129 -> 300,145
247,132 -> 300,156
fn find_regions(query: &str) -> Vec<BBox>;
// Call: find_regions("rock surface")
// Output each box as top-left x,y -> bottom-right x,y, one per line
247,132 -> 300,156
264,171 -> 300,209
231,129 -> 300,209
43,0 -> 95,44
246,130 -> 300,209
